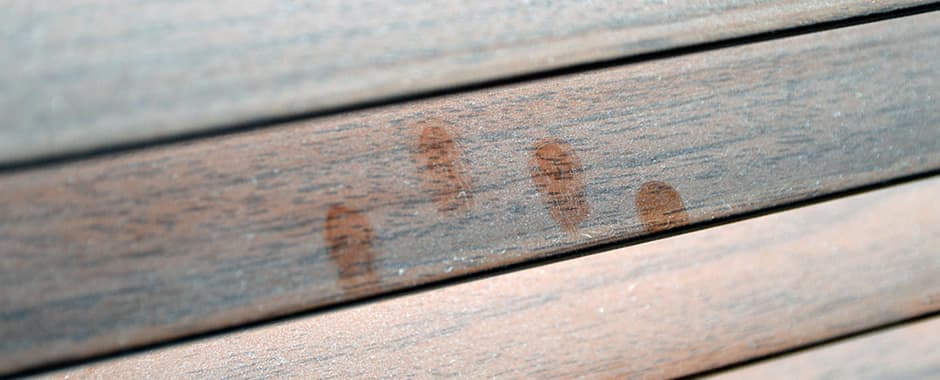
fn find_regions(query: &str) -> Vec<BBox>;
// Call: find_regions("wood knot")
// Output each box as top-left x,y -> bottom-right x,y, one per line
635,181 -> 689,233
414,118 -> 473,214
325,205 -> 378,293
529,138 -> 589,233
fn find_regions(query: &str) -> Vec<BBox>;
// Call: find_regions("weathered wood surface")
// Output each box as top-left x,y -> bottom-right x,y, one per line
1,12 -> 939,375
36,176 -> 940,379
708,317 -> 940,380
0,1 -> 930,164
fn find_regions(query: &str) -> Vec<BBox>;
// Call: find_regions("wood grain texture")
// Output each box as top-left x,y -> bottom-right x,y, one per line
0,1 -> 930,164
37,176 -> 940,379
2,12 -> 940,374
707,317 -> 940,380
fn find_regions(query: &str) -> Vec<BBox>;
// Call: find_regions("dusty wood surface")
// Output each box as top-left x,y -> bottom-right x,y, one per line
0,1 -> 929,164
36,176 -> 940,379
707,317 -> 940,380
1,12 -> 939,375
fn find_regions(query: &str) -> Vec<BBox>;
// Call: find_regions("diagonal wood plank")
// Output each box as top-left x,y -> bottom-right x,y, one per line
706,317 -> 940,379
35,176 -> 940,379
0,1 -> 931,164
1,12 -> 939,375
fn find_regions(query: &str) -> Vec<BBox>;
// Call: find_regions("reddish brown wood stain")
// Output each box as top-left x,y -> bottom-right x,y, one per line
413,118 -> 473,214
529,138 -> 590,233
635,181 -> 690,233
324,205 -> 379,293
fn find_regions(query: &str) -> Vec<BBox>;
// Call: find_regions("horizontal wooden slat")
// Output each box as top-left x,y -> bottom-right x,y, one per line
36,176 -> 940,379
0,1 -> 930,164
1,12 -> 939,375
707,317 -> 940,379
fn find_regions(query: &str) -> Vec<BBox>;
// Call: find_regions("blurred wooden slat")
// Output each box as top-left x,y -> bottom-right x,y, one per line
706,317 -> 940,380
2,12 -> 939,375
0,1 -> 930,164
37,176 -> 940,379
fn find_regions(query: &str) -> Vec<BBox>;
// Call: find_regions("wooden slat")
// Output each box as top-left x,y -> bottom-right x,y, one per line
707,317 -> 940,379
0,1 -> 930,164
1,12 -> 939,375
36,176 -> 940,379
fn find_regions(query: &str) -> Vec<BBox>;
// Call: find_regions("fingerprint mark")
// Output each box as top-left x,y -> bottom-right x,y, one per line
325,205 -> 379,293
414,118 -> 473,214
635,181 -> 690,233
529,138 -> 590,233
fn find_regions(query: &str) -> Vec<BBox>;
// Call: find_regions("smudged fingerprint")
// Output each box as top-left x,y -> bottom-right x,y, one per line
529,138 -> 590,233
635,181 -> 690,233
414,118 -> 473,214
324,205 -> 379,293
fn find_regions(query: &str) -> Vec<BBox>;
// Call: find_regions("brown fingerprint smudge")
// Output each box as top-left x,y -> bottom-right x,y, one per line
635,181 -> 690,233
325,205 -> 379,293
529,138 -> 590,233
414,118 -> 473,214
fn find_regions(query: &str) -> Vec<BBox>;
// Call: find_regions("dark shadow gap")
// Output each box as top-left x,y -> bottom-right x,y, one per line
1,3 -> 939,173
